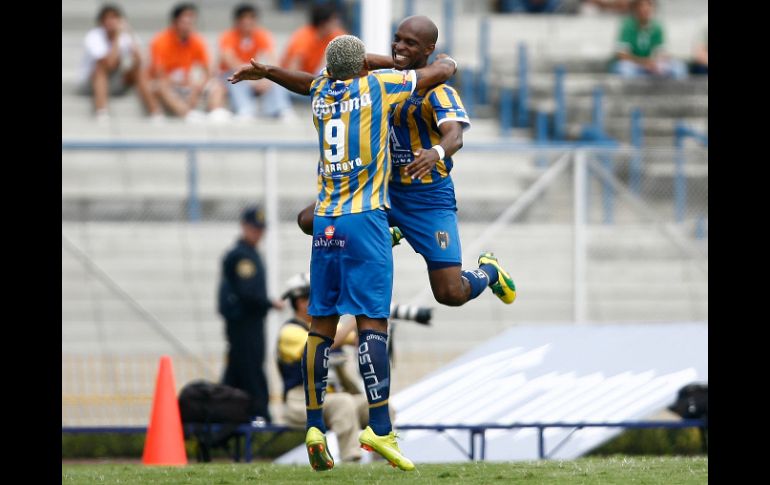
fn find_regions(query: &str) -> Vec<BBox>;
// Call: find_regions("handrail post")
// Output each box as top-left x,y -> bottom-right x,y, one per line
186,149 -> 201,222
517,42 -> 529,127
538,426 -> 545,459
500,87 -> 513,136
573,150 -> 588,324
405,0 -> 415,17
461,68 -> 476,118
553,65 -> 566,140
675,121 -> 687,223
478,16 -> 490,105
535,111 -> 548,167
630,107 -> 643,194
443,0 -> 455,57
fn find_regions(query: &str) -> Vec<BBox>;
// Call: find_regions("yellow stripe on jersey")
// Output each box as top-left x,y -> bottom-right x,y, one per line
370,154 -> 384,209
334,175 -> 350,216
353,168 -> 367,213
358,75 -> 372,176
433,88 -> 454,112
436,159 -> 449,178
317,175 -> 335,214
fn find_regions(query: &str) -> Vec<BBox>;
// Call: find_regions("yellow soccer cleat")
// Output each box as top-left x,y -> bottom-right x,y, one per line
390,226 -> 404,247
359,426 -> 415,471
305,427 -> 334,471
478,252 -> 517,304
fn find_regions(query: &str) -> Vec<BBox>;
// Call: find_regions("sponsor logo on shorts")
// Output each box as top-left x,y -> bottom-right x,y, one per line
314,235 -> 346,249
325,225 -> 335,239
435,231 -> 450,250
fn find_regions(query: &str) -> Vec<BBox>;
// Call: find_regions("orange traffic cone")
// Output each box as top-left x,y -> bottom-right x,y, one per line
142,355 -> 188,465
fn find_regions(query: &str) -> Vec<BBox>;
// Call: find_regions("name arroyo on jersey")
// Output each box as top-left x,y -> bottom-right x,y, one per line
321,157 -> 364,174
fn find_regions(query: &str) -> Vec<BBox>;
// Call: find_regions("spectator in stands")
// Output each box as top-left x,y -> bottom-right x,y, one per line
218,206 -> 284,423
78,4 -> 161,122
277,273 -> 393,463
611,0 -> 687,80
281,3 -> 346,74
150,3 -> 230,122
689,26 -> 708,75
218,4 -> 294,121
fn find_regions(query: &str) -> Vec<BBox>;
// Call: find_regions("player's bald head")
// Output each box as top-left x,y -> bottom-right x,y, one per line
398,15 -> 438,45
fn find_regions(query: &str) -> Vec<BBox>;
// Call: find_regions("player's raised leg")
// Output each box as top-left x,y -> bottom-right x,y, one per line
302,316 -> 337,471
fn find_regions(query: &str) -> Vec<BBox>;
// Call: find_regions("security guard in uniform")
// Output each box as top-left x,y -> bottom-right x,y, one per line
218,205 -> 282,422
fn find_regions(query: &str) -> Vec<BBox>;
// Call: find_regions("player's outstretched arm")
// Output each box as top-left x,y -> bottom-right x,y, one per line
414,54 -> 457,90
228,59 -> 315,95
366,53 -> 395,70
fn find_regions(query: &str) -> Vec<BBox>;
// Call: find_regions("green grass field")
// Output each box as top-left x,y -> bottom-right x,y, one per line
62,456 -> 707,484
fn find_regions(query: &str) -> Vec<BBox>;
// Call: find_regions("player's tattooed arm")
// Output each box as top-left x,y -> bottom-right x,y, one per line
228,59 -> 314,95
413,54 -> 457,90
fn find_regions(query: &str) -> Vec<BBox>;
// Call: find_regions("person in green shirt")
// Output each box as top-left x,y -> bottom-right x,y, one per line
611,0 -> 687,79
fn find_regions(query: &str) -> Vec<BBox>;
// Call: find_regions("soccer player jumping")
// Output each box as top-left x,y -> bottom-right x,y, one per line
231,35 -> 457,471
297,16 -> 517,307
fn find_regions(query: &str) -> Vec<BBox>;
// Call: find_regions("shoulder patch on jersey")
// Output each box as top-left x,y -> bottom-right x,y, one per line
236,259 -> 257,278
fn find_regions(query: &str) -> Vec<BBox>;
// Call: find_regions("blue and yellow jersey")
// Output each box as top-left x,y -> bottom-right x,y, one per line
309,68 -> 416,216
388,84 -> 470,188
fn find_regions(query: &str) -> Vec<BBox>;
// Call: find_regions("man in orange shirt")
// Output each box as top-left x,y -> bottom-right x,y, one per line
281,3 -> 346,74
150,3 -> 229,122
218,4 -> 293,121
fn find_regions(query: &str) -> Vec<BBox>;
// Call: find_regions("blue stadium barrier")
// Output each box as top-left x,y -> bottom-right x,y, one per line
62,419 -> 707,462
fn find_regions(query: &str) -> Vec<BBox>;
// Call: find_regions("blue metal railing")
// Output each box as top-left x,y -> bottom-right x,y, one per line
62,419 -> 707,462
61,139 -> 647,225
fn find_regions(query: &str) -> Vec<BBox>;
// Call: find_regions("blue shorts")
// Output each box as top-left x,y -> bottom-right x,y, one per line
388,177 -> 462,267
309,210 -> 393,318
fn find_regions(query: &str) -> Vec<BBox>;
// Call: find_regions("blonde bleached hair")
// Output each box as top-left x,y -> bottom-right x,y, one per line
325,35 -> 366,79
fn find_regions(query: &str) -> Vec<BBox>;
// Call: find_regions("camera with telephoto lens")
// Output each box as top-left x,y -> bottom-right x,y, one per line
389,303 -> 432,325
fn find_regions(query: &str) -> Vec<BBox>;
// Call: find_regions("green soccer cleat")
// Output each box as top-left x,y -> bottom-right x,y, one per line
478,252 -> 517,304
359,426 -> 415,471
390,226 -> 404,247
305,427 -> 334,471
